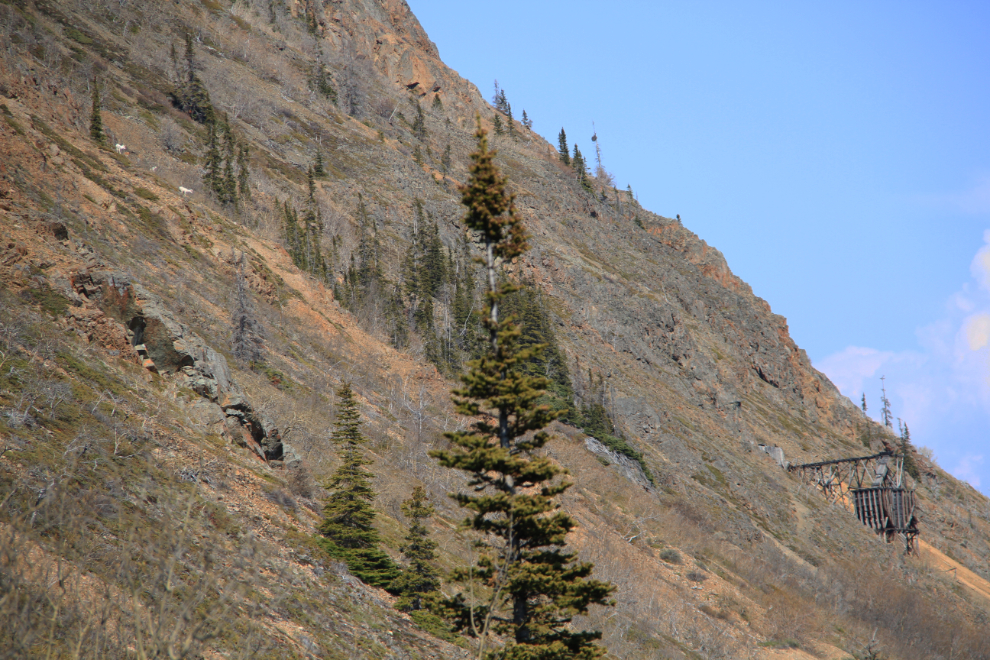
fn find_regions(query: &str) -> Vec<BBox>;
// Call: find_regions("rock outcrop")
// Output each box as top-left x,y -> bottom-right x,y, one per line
70,270 -> 294,464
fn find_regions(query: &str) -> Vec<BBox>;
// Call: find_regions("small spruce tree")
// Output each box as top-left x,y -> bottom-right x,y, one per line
521,109 -> 532,130
441,143 -> 452,175
859,393 -> 872,448
221,118 -> 237,205
237,143 -> 250,199
899,420 -> 920,480
412,98 -> 427,139
318,383 -> 400,589
203,122 -> 222,198
557,128 -> 570,165
89,80 -> 106,146
880,376 -> 893,429
231,253 -> 264,364
391,486 -> 441,612
431,116 -> 614,660
492,113 -> 503,136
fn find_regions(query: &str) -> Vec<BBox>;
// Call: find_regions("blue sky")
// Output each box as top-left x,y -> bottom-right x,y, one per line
408,1 -> 990,495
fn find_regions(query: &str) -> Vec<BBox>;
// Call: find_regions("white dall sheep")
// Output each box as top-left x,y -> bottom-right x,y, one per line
114,143 -> 126,154
178,186 -> 193,196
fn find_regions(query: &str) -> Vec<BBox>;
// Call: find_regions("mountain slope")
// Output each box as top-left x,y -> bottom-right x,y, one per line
1,1 -> 988,658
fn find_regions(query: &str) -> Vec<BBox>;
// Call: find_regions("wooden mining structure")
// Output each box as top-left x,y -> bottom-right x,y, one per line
788,451 -> 919,552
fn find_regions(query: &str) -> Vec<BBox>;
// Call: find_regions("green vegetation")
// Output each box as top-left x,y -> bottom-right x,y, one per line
390,486 -> 440,612
89,79 -> 105,145
899,421 -> 920,480
282,181 -> 329,282
170,32 -> 216,124
311,63 -> 338,103
411,98 -> 427,139
133,186 -> 159,201
203,115 -> 243,206
231,255 -> 264,364
431,117 -> 614,660
558,128 -> 570,166
318,383 -> 400,589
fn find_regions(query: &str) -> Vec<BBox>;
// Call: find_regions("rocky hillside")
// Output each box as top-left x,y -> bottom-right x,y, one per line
1,0 -> 989,658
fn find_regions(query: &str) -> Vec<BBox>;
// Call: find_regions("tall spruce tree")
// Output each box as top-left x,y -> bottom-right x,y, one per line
314,150 -> 326,178
175,32 -> 215,124
557,128 -> 570,166
572,145 -> 592,193
237,143 -> 250,199
859,394 -> 872,448
391,486 -> 441,612
899,421 -> 920,480
880,376 -> 893,429
89,79 -> 106,146
220,117 -> 237,205
431,116 -> 614,660
441,143 -> 452,175
203,122 -> 222,198
230,253 -> 264,364
412,98 -> 427,139
318,383 -> 400,589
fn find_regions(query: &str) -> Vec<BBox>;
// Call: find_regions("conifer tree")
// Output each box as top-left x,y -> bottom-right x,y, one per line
231,254 -> 264,364
391,486 -> 441,612
521,109 -> 532,130
492,114 -> 504,136
89,79 -> 106,146
441,143 -> 452,175
557,129 -> 570,166
506,103 -> 516,139
283,200 -> 301,265
319,383 -> 400,589
314,150 -> 326,178
221,118 -> 237,205
880,376 -> 893,429
175,32 -> 215,124
899,421 -> 920,480
432,93 -> 444,113
572,144 -> 585,177
859,393 -> 872,448
184,31 -> 196,82
572,145 -> 592,193
237,143 -> 250,199
311,63 -> 337,103
431,116 -> 614,660
203,122 -> 222,197
412,98 -> 427,139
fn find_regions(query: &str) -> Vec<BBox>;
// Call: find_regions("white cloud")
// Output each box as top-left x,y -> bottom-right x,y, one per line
964,313 -> 990,351
814,230 -> 990,496
815,346 -> 893,401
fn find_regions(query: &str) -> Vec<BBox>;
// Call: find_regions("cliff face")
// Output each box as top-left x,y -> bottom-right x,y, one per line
1,1 -> 989,658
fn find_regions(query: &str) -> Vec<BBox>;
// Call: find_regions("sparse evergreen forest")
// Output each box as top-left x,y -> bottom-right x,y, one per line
0,0 -> 988,658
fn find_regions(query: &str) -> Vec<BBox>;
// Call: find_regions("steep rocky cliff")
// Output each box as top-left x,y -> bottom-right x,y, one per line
1,1 -> 988,658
